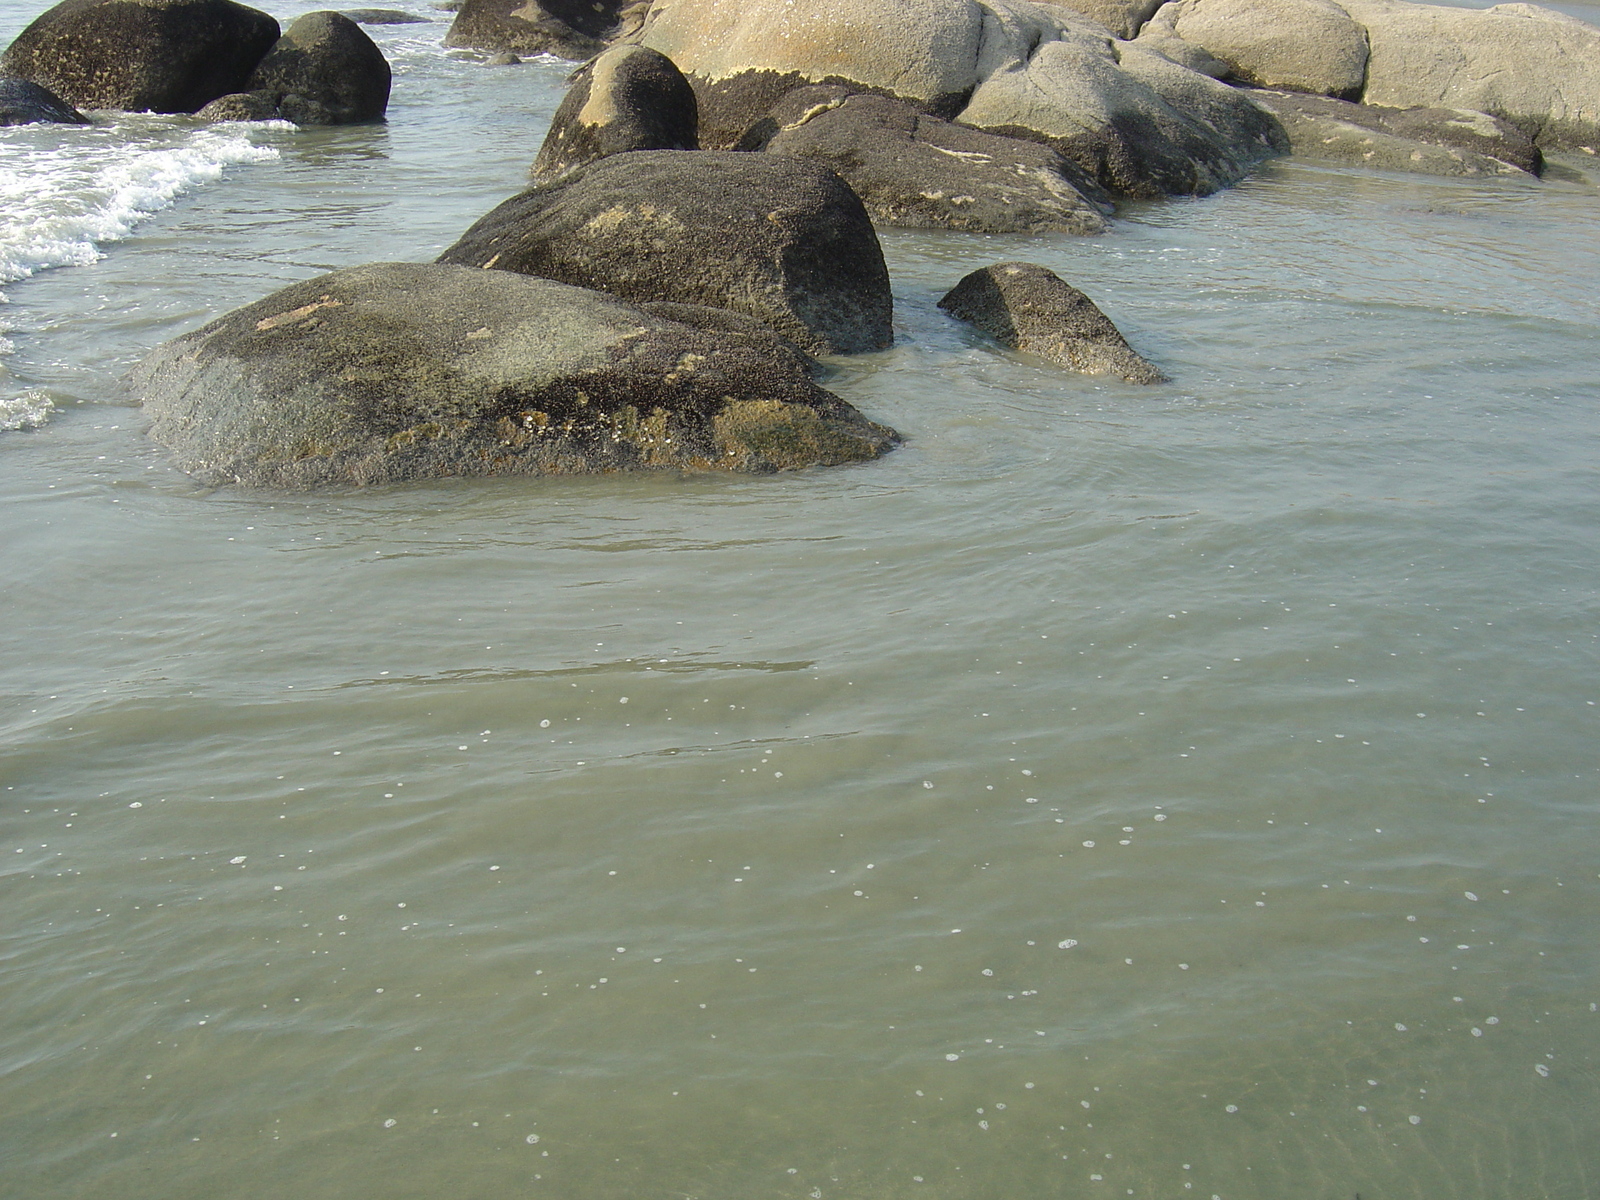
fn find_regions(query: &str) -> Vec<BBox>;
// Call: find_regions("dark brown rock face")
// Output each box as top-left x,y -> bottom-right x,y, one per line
439,151 -> 893,357
244,10 -> 391,124
0,75 -> 87,123
0,0 -> 280,113
444,0 -> 646,60
531,45 -> 698,183
129,262 -> 899,488
756,89 -> 1111,236
939,262 -> 1168,384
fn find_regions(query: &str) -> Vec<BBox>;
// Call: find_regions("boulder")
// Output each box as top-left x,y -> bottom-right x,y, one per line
438,150 -> 893,356
958,35 -> 1287,196
195,87 -> 283,120
939,262 -> 1167,383
340,8 -> 430,22
129,262 -> 898,488
1342,0 -> 1600,150
1256,90 -> 1541,175
444,0 -> 647,60
243,11 -> 390,125
1161,0 -> 1369,98
531,45 -> 698,182
0,76 -> 87,123
755,89 -> 1111,234
638,0 -> 1006,147
0,0 -> 280,113
1034,0 -> 1164,38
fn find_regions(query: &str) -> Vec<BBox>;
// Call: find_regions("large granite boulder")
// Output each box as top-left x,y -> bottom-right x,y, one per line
439,151 -> 893,356
755,88 -> 1111,235
0,0 -> 280,113
638,0 -> 1014,147
531,45 -> 697,182
958,35 -> 1287,196
1344,0 -> 1600,150
0,75 -> 87,123
129,262 -> 898,488
1256,90 -> 1541,175
1153,0 -> 1370,98
241,10 -> 390,124
444,0 -> 646,59
939,261 -> 1168,383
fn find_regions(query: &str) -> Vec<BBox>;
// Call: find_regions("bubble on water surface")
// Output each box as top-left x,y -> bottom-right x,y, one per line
229,856 -> 246,864
1059,939 -> 1077,949
526,1134 -> 540,1144
383,1119 -> 396,1128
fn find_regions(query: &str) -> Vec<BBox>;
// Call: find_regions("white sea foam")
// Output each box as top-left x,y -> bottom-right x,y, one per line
0,120 -> 278,285
0,389 -> 54,430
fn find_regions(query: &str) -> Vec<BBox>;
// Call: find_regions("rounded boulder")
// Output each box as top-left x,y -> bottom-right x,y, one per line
128,262 -> 898,488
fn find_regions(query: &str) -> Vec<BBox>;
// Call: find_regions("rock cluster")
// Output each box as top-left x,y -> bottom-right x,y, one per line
0,0 -> 390,123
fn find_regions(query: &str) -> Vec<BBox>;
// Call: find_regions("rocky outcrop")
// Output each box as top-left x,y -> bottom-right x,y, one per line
444,0 -> 646,60
1256,90 -> 1541,175
755,89 -> 1111,235
1345,0 -> 1600,150
939,262 -> 1168,383
531,45 -> 697,182
1035,0 -> 1165,39
0,75 -> 87,123
340,7 -> 430,22
1149,0 -> 1369,98
1142,0 -> 1600,151
639,0 -> 992,145
0,0 -> 280,113
129,262 -> 899,488
439,150 -> 893,356
236,10 -> 391,124
960,36 -> 1287,197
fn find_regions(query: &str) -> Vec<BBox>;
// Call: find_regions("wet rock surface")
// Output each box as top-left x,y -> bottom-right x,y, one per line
439,150 -> 893,357
129,262 -> 899,488
940,261 -> 1169,384
531,45 -> 698,183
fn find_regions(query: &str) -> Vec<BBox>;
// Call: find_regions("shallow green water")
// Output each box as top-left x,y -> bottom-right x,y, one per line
2,3 -> 1599,1197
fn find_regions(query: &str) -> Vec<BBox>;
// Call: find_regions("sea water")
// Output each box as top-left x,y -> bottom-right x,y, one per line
2,0 -> 1598,1196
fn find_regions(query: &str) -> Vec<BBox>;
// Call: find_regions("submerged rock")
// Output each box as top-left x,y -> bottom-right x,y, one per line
755,89 -> 1111,235
939,262 -> 1168,384
439,150 -> 893,356
0,0 -> 280,113
1256,90 -> 1542,175
340,7 -> 430,22
531,45 -> 698,183
129,262 -> 899,488
0,75 -> 87,124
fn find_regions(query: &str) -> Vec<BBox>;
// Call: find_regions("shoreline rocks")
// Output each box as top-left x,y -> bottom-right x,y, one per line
440,151 -> 894,356
444,0 -> 647,60
0,75 -> 87,123
0,0 -> 280,113
130,262 -> 899,488
531,45 -> 698,183
940,262 -> 1168,384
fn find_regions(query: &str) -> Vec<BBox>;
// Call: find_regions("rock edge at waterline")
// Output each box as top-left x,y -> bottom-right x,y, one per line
127,262 -> 900,489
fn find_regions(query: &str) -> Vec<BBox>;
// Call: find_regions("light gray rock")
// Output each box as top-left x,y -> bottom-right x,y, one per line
1343,0 -> 1600,150
438,150 -> 893,356
958,35 -> 1287,196
531,45 -> 698,182
758,88 -> 1111,234
129,262 -> 898,488
1033,0 -> 1164,38
1166,0 -> 1369,98
1256,89 -> 1541,174
0,0 -> 279,113
939,261 -> 1168,383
